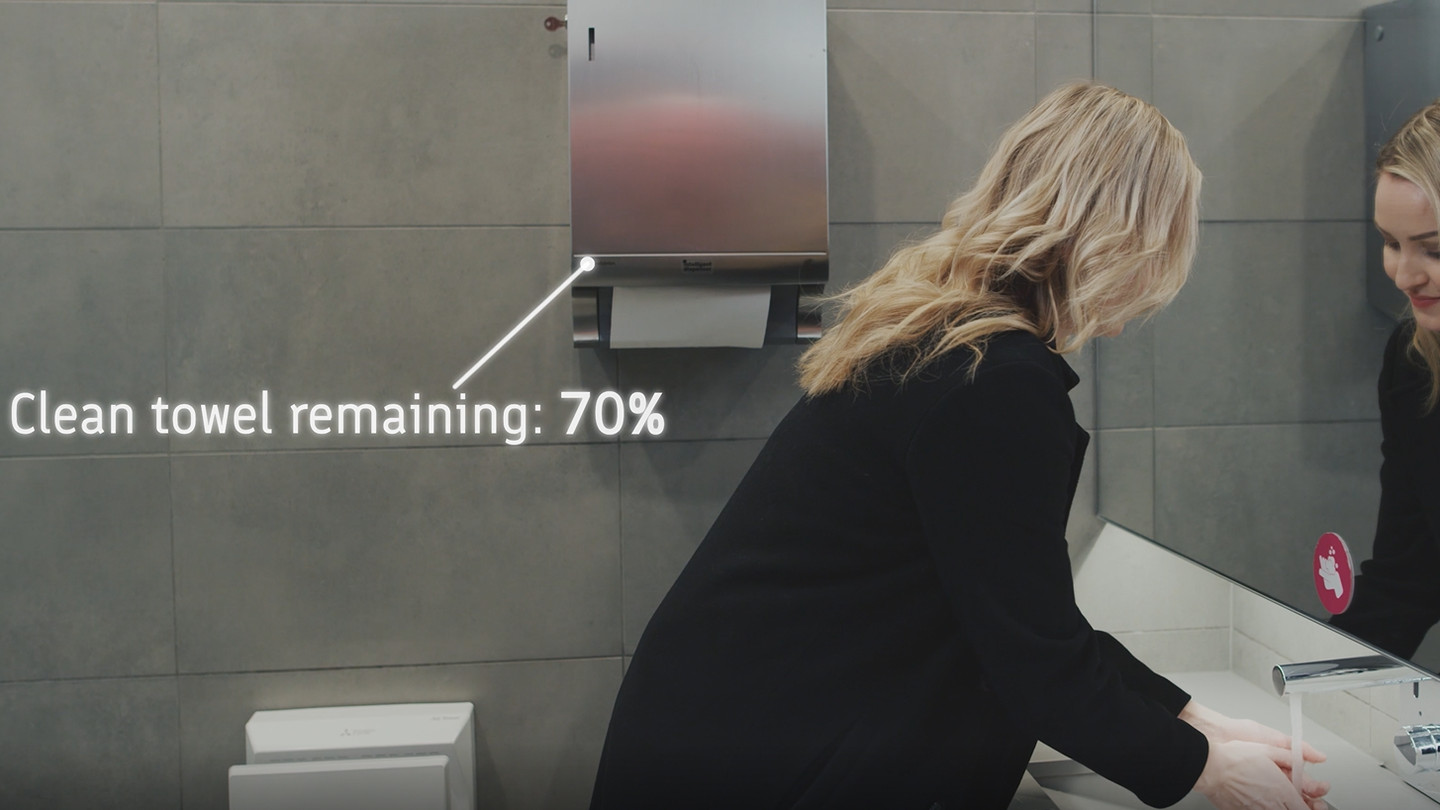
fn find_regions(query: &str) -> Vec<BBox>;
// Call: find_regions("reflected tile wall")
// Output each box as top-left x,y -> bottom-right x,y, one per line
1093,6 -> 1386,653
1097,428 -> 1154,538
1155,422 -> 1383,616
1153,222 -> 1391,427
1153,15 -> 1365,221
1096,319 -> 1154,430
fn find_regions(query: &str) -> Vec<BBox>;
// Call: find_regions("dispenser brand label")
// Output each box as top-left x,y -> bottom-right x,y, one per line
1313,531 -> 1355,614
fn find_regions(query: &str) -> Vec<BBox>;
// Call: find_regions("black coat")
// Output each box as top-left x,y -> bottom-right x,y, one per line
589,330 -> 1208,810
1331,323 -> 1440,659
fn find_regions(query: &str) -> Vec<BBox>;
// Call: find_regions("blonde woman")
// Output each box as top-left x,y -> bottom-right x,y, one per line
589,82 -> 1328,810
1332,101 -> 1440,659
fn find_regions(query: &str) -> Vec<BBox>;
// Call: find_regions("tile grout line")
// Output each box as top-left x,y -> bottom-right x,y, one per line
1090,0 -> 1097,81
0,653 -> 629,688
155,11 -> 187,800
615,420 -> 627,669
614,350 -> 630,665
149,0 -> 188,795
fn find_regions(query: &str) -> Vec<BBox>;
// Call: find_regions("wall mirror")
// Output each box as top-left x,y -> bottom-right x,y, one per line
1093,1 -> 1440,673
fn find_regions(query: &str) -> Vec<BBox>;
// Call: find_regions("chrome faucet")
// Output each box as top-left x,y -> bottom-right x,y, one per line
1274,654 -> 1440,800
1272,655 -> 1429,695
1396,724 -> 1440,771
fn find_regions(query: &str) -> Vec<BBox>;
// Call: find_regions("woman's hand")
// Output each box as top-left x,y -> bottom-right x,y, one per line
1179,701 -> 1326,764
1181,701 -> 1329,810
1193,739 -> 1329,810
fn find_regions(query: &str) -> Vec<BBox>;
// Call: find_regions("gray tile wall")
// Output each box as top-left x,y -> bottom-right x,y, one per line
0,1 -> 1283,807
1093,6 -> 1393,632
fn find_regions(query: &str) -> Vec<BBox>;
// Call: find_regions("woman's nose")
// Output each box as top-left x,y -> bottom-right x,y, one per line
1393,252 -> 1428,291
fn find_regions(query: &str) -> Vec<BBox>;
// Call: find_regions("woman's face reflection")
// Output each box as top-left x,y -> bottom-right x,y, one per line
1376,171 -> 1440,332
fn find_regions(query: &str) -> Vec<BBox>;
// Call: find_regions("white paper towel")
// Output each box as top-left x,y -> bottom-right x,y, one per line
609,285 -> 772,349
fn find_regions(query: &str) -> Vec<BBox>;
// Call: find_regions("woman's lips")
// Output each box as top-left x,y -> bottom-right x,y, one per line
1411,295 -> 1440,309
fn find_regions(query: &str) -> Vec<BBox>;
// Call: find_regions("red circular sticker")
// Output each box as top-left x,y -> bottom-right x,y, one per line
1313,532 -> 1355,614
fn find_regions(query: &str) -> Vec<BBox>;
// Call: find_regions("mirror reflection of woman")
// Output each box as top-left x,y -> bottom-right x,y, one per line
1331,100 -> 1440,659
589,82 -> 1327,810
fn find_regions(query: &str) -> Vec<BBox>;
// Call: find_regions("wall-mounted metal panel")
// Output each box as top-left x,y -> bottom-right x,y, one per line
567,0 -> 828,346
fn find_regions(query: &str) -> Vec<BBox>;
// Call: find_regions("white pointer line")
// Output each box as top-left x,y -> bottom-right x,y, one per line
452,256 -> 596,390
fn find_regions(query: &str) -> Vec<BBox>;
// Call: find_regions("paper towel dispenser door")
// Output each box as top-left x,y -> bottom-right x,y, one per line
567,0 -> 829,347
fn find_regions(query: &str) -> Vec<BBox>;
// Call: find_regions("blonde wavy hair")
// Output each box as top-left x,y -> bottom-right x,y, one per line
1376,98 -> 1440,413
799,81 -> 1201,396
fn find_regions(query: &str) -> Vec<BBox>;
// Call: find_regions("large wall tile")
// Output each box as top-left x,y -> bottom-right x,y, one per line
828,11 -> 1037,223
171,445 -> 621,672
1037,13 -> 1094,95
619,439 -> 764,652
828,222 -> 934,292
828,0 -> 1032,9
616,346 -> 806,441
1154,422 -> 1382,619
1097,0 -> 1151,12
175,0 -> 562,4
0,4 -> 159,228
159,5 -> 567,226
0,231 -> 167,457
1153,17 -> 1365,221
0,457 -> 174,681
178,658 -> 620,810
1152,222 -> 1391,427
1154,0 -> 1375,17
1094,13 -> 1152,101
0,677 -> 180,810
165,227 -> 617,451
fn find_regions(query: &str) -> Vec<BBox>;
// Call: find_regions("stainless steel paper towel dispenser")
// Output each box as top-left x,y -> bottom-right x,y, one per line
566,0 -> 829,347
1364,0 -> 1440,320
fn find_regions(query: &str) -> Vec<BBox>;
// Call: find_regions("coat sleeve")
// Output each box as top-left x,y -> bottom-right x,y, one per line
904,359 -> 1208,809
1331,329 -> 1440,658
1095,631 -> 1194,715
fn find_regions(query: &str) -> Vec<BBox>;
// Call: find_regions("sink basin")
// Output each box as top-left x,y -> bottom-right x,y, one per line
1025,759 -> 1336,810
1026,759 -> 1215,810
